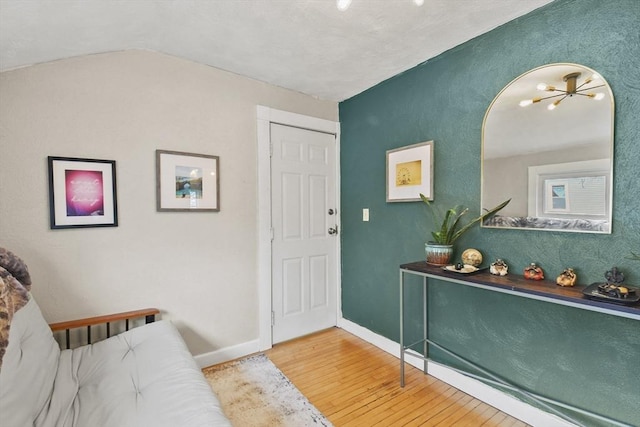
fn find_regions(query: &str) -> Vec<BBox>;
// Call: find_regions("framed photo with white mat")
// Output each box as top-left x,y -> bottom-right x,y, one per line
386,141 -> 434,202
156,150 -> 220,212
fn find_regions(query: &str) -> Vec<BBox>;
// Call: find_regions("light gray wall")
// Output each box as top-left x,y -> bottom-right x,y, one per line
0,50 -> 337,357
483,142 -> 608,216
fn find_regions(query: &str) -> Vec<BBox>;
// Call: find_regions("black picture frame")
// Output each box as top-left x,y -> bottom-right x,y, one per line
48,156 -> 118,229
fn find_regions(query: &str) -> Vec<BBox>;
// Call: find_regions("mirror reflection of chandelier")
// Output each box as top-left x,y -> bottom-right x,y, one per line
519,72 -> 605,110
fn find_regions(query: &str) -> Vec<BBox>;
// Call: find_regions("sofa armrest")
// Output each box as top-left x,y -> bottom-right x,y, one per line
49,308 -> 160,349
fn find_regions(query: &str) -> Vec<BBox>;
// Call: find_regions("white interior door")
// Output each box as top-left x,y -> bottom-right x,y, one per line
271,123 -> 338,344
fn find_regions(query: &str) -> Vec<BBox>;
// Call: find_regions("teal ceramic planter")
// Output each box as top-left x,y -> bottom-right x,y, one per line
425,242 -> 453,266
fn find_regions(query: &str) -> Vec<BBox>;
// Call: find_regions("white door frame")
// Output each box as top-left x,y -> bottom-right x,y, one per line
256,105 -> 341,350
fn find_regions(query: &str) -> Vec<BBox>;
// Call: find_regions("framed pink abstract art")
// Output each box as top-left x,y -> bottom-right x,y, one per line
48,156 -> 118,229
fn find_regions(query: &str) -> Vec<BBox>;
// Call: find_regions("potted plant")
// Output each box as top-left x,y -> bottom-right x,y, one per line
420,194 -> 510,266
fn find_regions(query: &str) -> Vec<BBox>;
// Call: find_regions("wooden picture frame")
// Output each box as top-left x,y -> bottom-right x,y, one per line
386,141 -> 434,202
156,150 -> 220,212
48,156 -> 118,229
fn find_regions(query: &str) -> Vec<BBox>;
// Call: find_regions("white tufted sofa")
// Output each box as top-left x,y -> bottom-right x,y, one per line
0,297 -> 232,427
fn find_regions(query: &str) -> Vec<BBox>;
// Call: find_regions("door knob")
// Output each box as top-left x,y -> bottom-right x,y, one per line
328,209 -> 336,215
328,226 -> 338,235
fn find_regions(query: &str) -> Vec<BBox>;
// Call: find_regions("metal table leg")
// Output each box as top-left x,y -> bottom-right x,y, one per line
423,276 -> 428,374
399,269 -> 405,387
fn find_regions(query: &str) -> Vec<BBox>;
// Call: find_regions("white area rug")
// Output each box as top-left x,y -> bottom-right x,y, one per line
203,354 -> 333,427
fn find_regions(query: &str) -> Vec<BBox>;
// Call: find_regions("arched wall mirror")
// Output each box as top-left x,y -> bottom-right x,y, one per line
481,63 -> 614,234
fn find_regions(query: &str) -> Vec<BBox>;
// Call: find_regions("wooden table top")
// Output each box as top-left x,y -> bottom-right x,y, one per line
400,261 -> 640,319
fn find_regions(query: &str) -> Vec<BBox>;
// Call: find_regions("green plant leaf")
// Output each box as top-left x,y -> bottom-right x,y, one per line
440,208 -> 456,243
421,194 -> 442,228
446,207 -> 468,243
449,198 -> 511,244
420,194 -> 510,245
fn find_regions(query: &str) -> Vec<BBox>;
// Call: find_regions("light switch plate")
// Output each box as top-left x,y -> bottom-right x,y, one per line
363,208 -> 369,222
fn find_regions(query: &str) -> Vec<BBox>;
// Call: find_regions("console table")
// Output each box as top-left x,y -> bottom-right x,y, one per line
398,261 -> 639,427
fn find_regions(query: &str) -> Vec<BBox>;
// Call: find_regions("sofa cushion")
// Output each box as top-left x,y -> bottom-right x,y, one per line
45,320 -> 231,427
0,297 -> 61,427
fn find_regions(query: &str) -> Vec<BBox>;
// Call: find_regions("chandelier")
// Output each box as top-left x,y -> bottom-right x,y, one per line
337,0 -> 424,11
519,72 -> 605,110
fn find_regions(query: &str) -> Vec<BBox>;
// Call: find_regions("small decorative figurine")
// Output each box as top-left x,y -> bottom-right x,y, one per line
604,266 -> 624,284
598,282 -> 633,299
523,262 -> 544,280
461,248 -> 483,267
597,267 -> 634,299
556,268 -> 577,287
490,259 -> 509,276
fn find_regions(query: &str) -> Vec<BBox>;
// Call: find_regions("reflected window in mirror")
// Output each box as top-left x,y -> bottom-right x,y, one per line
481,63 -> 614,234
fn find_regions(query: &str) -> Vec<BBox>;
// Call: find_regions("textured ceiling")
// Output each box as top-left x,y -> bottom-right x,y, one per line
0,0 -> 554,101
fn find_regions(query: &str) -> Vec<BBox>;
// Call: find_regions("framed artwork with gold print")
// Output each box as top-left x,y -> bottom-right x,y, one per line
386,141 -> 434,202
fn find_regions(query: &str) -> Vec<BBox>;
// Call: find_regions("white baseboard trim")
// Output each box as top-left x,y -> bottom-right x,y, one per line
338,318 -> 575,427
194,339 -> 260,369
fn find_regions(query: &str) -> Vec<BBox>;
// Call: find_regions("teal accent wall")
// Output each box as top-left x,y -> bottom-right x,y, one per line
339,0 -> 640,425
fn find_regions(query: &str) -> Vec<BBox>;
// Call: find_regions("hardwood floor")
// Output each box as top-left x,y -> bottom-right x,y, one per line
266,327 -> 530,427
